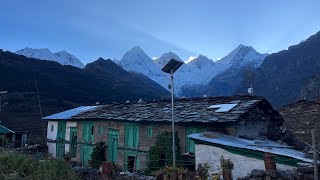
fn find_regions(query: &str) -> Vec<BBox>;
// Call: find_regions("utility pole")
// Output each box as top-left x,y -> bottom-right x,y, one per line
161,59 -> 183,168
312,129 -> 318,180
171,69 -> 176,168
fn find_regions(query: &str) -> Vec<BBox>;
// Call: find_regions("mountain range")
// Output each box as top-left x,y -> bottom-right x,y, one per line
118,45 -> 265,96
10,30 -> 320,108
16,47 -> 85,68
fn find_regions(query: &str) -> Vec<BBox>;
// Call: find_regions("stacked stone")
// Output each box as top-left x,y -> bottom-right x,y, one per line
238,166 -> 319,180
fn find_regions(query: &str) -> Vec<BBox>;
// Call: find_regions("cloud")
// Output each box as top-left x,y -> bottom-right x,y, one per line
152,56 -> 159,60
186,55 -> 198,63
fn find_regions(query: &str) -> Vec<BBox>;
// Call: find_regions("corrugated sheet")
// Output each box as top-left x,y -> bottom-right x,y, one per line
43,106 -> 100,120
189,131 -> 312,163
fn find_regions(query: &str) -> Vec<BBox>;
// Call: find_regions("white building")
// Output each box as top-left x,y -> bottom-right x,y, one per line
189,131 -> 313,179
43,106 -> 99,159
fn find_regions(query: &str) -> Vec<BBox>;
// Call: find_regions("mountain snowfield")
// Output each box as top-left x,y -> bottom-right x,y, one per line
15,47 -> 85,68
118,45 -> 265,96
217,44 -> 268,68
14,45 -> 267,97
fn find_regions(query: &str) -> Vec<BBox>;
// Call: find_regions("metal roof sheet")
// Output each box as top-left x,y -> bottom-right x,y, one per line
189,131 -> 312,163
43,106 -> 100,120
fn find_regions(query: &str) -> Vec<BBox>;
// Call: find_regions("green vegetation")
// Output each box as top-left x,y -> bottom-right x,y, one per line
220,156 -> 234,170
0,151 -> 79,179
91,142 -> 106,168
147,131 -> 192,174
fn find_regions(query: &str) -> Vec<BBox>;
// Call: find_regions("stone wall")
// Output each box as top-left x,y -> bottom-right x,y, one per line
239,166 -> 320,180
75,120 -> 199,170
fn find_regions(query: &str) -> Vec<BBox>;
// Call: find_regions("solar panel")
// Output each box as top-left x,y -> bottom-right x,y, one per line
162,59 -> 184,74
208,103 -> 238,112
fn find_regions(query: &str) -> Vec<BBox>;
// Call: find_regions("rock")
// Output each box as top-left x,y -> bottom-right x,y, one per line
303,174 -> 314,180
277,170 -> 288,179
284,169 -> 295,179
297,167 -> 313,173
266,170 -> 278,178
251,169 -> 265,177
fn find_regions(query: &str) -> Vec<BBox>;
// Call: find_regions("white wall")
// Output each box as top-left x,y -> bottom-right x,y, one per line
65,121 -> 77,154
65,121 -> 77,141
47,121 -> 58,140
195,144 -> 295,179
47,142 -> 56,157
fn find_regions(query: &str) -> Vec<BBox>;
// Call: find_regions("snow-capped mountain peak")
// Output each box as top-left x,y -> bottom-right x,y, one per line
15,47 -> 85,68
119,46 -> 164,77
217,44 -> 268,68
187,54 -> 214,70
153,52 -> 183,68
55,50 -> 85,68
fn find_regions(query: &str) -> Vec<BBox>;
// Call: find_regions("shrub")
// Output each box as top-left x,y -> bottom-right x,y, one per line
195,163 -> 211,179
147,131 -> 183,174
0,151 -> 79,179
91,142 -> 106,168
220,156 -> 234,170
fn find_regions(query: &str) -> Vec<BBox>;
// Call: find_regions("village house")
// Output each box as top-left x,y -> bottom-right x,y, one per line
0,120 -> 28,148
189,131 -> 314,179
278,100 -> 320,148
43,95 -> 284,171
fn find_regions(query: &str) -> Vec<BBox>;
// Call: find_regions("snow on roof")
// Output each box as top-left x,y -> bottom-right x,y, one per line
208,103 -> 238,112
189,131 -> 313,163
43,106 -> 100,120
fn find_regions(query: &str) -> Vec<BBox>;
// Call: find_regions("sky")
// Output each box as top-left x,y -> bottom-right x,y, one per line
1,0 -> 320,64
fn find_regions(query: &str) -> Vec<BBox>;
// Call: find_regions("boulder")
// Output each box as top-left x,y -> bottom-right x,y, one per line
251,169 -> 265,177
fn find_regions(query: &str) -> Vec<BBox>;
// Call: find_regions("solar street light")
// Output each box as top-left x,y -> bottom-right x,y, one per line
162,59 -> 183,168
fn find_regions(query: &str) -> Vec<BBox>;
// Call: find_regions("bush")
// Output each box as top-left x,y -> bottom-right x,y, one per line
91,142 -> 106,168
196,163 -> 211,179
220,156 -> 234,170
0,151 -> 79,179
147,131 -> 183,174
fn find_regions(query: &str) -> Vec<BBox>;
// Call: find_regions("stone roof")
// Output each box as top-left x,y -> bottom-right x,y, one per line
64,95 -> 268,124
278,100 -> 320,148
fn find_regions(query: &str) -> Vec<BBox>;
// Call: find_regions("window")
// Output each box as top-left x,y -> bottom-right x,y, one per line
83,121 -> 94,142
51,124 -> 54,132
147,126 -> 153,137
124,124 -> 139,148
91,126 -> 94,135
99,125 -> 103,135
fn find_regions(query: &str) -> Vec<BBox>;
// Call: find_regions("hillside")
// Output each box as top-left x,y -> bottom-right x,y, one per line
246,31 -> 320,107
0,50 -> 170,138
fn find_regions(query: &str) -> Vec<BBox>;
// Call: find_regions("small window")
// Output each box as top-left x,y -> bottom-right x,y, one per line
91,126 -> 94,135
99,125 -> 103,135
147,126 -> 153,137
51,124 -> 54,132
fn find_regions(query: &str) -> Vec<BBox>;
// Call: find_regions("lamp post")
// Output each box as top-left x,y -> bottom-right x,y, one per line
0,91 -> 8,113
162,59 -> 183,168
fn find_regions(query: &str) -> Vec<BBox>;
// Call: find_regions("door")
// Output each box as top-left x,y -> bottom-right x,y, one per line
185,127 -> 204,153
108,129 -> 119,162
69,127 -> 78,158
81,145 -> 93,165
56,142 -> 65,159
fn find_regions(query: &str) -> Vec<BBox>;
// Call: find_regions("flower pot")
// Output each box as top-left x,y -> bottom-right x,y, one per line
222,169 -> 232,180
264,153 -> 277,171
